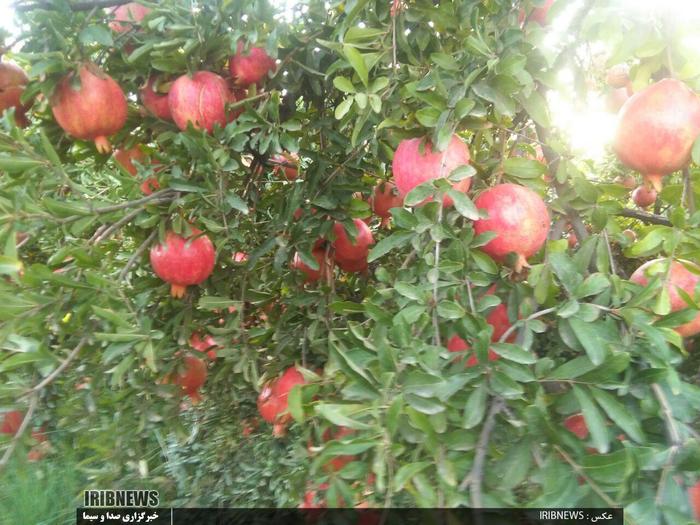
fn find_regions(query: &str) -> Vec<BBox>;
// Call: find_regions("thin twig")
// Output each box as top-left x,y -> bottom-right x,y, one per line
89,189 -> 176,215
118,229 -> 158,282
652,383 -> 683,505
555,445 -> 619,508
20,337 -> 89,399
616,208 -> 672,226
497,307 -> 556,344
0,393 -> 38,472
91,208 -> 142,245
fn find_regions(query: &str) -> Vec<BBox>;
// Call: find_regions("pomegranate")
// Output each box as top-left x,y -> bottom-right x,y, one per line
0,61 -> 30,127
689,481 -> 700,522
140,76 -> 172,120
392,134 -> 471,207
606,64 -> 630,89
332,219 -> 374,263
174,355 -> 207,401
168,71 -> 235,133
615,174 -> 637,189
630,259 -> 700,337
614,78 -> 700,191
0,410 -> 23,435
109,2 -> 150,33
518,0 -> 555,26
140,178 -> 160,195
257,383 -> 280,423
149,228 -> 216,298
114,146 -> 146,176
322,426 -> 356,472
189,332 -> 219,360
632,184 -> 657,208
473,183 -> 550,272
447,336 -> 499,367
568,232 -> 578,249
564,413 -> 589,439
229,41 -> 277,87
270,152 -> 300,181
291,247 -> 329,283
336,255 -> 368,274
369,181 -> 403,227
258,367 -> 306,431
232,251 -> 248,263
272,366 -> 306,412
51,63 -> 127,153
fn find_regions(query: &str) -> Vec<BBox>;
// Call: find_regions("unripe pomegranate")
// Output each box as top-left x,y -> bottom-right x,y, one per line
270,152 -> 300,181
630,259 -> 700,337
564,413 -> 589,439
392,135 -> 471,207
369,181 -> 403,227
473,183 -> 550,272
606,64 -> 630,89
614,79 -> 700,191
140,76 -> 172,120
518,0 -> 555,26
114,146 -> 146,176
257,383 -> 280,423
168,71 -> 235,133
109,2 -> 150,33
0,410 -> 23,435
174,355 -> 207,401
322,426 -> 356,472
229,41 -> 277,87
689,481 -> 700,522
291,247 -> 329,283
632,185 -> 657,208
149,228 -> 216,298
0,61 -> 30,127
332,219 -> 375,262
51,63 -> 127,153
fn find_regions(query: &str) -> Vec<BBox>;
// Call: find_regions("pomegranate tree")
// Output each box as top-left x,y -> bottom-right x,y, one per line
229,42 -> 276,86
149,228 -> 216,298
0,60 -> 30,127
392,134 -> 472,207
109,2 -> 150,33
50,63 -> 128,153
369,181 -> 403,227
630,259 -> 700,337
168,71 -> 235,133
614,78 -> 700,191
473,183 -> 550,272
140,76 -> 172,120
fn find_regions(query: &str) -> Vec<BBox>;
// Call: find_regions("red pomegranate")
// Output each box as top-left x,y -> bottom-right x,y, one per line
473,183 -> 550,272
229,41 -> 277,87
322,426 -> 356,472
174,355 -> 207,401
270,152 -> 299,181
632,184 -> 657,208
336,255 -> 368,274
291,247 -> 329,283
392,134 -> 471,207
189,332 -> 219,360
567,232 -> 578,249
140,178 -> 160,195
332,219 -> 374,263
369,181 -> 403,227
257,383 -> 280,423
518,0 -> 555,26
232,251 -> 248,263
109,2 -> 150,33
258,367 -> 306,430
272,366 -> 306,412
149,228 -> 216,298
168,71 -> 235,133
689,481 -> 700,522
447,336 -> 498,367
615,174 -> 637,189
0,410 -> 24,435
51,63 -> 127,153
114,146 -> 146,176
140,76 -> 172,120
0,61 -> 30,127
614,79 -> 700,191
564,413 -> 589,439
630,259 -> 700,337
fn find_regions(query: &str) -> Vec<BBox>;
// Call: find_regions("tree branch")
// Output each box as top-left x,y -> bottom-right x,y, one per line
118,229 -> 158,282
497,307 -> 557,344
555,445 -> 619,508
90,189 -> 176,215
616,208 -> 672,226
20,336 -> 89,399
91,208 -> 142,245
0,393 -> 38,472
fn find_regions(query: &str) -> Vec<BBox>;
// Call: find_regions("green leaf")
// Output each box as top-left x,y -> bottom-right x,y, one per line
404,183 -> 434,206
568,317 -> 608,365
692,135 -> 700,165
393,462 -> 431,491
333,76 -> 356,93
503,158 -> 547,179
334,97 -> 353,120
446,189 -> 479,220
198,297 -> 240,310
437,301 -> 465,319
519,90 -> 551,127
78,25 -> 114,47
0,256 -> 22,275
590,389 -> 645,443
463,383 -> 487,429
415,107 -> 441,127
367,231 -> 413,262
491,343 -> 536,364
0,156 -> 45,173
288,385 -> 304,423
315,404 -> 371,429
573,385 -> 610,454
574,273 -> 610,298
430,52 -> 460,70
343,45 -> 368,87
226,192 -> 249,215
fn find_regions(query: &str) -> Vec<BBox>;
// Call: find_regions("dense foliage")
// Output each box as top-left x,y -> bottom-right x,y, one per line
1,0 -> 700,522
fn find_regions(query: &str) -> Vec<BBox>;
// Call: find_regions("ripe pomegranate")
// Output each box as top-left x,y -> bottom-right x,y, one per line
568,232 -> 578,249
149,228 -> 216,298
606,64 -> 630,89
258,367 -> 306,432
51,64 -> 127,153
630,259 -> 700,337
689,481 -> 700,522
473,183 -> 550,272
614,79 -> 700,191
322,426 -> 356,472
174,355 -> 207,402
0,61 -> 30,127
189,332 -> 219,360
0,410 -> 23,435
291,247 -> 329,283
564,413 -> 589,439
632,185 -> 657,208
336,255 -> 368,274
447,336 -> 499,367
392,135 -> 471,207
114,146 -> 146,176
168,71 -> 235,133
232,251 -> 248,263
109,2 -> 150,33
332,219 -> 375,263
257,383 -> 280,423
229,41 -> 277,87
140,178 -> 160,195
272,366 -> 306,413
140,76 -> 172,120
518,0 -> 555,26
270,152 -> 300,181
369,181 -> 403,227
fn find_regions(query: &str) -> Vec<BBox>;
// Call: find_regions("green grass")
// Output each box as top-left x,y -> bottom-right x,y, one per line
0,452 -> 82,525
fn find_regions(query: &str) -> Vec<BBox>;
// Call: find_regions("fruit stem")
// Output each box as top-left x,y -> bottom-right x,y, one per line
513,253 -> 530,274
